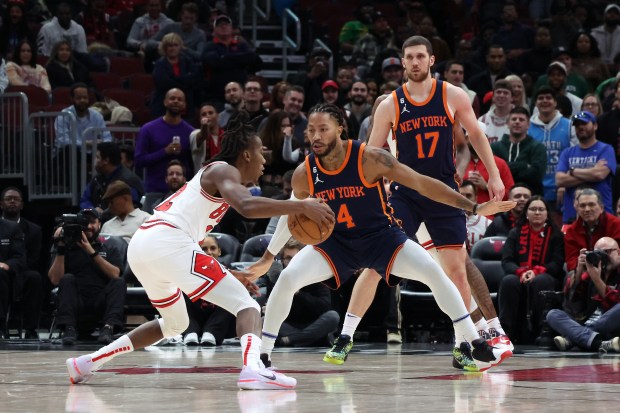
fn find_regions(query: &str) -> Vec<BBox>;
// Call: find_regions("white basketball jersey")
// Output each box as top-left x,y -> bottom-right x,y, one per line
149,162 -> 230,243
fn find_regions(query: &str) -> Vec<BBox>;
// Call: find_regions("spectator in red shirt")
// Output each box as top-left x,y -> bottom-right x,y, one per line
564,188 -> 620,272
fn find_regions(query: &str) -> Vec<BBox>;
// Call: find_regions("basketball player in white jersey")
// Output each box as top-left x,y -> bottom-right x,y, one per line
65,112 -> 334,390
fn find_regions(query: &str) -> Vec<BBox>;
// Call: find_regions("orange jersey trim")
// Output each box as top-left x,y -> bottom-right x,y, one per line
441,81 -> 455,124
314,246 -> 340,289
436,244 -> 465,250
315,139 -> 352,175
304,156 -> 315,196
403,78 -> 436,107
385,242 -> 405,285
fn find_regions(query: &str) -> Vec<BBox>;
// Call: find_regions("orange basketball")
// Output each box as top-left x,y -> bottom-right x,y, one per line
288,213 -> 335,245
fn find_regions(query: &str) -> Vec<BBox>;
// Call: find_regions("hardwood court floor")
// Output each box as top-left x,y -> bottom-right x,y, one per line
1,340 -> 618,413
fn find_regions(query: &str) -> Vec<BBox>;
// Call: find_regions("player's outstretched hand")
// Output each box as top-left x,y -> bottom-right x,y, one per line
247,253 -> 274,282
302,198 -> 335,227
476,200 -> 516,216
230,269 -> 261,296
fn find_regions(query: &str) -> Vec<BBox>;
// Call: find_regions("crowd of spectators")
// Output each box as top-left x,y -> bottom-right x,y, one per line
1,0 -> 620,350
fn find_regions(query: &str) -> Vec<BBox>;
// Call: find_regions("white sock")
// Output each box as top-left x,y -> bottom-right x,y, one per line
260,330 -> 277,358
90,335 -> 134,370
474,318 -> 489,337
487,317 -> 506,335
341,312 -> 362,338
453,314 -> 479,345
469,296 -> 478,313
240,333 -> 262,370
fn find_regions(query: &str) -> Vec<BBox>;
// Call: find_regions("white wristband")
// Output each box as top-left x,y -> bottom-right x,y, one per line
266,192 -> 302,255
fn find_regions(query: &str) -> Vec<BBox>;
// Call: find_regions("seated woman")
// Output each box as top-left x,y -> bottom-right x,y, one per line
182,235 -> 237,346
6,39 -> 51,93
498,196 -> 565,344
45,39 -> 91,89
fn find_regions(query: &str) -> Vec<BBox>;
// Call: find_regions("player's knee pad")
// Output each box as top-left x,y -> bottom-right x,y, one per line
157,305 -> 190,338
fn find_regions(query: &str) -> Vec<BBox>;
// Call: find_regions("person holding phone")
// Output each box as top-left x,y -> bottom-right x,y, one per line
136,88 -> 194,193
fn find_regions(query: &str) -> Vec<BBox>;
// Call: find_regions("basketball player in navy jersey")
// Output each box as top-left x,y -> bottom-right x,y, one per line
326,36 -> 513,370
250,103 -> 514,373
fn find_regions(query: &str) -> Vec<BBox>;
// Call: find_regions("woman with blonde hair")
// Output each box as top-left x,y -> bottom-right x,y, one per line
505,74 -> 528,110
580,93 -> 603,118
151,32 -> 200,118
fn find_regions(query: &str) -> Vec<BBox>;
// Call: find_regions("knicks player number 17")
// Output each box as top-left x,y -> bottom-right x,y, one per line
415,131 -> 439,159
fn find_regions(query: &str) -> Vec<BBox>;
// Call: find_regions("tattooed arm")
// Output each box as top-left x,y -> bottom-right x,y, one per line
362,145 -> 476,212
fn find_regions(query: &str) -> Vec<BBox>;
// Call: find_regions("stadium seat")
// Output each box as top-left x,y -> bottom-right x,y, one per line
127,73 -> 154,100
140,192 -> 164,214
109,56 -> 145,78
91,72 -> 124,92
239,234 -> 272,262
470,236 -> 508,296
102,88 -> 147,112
209,232 -> 242,267
51,87 -> 96,106
6,85 -> 50,109
470,236 -> 507,261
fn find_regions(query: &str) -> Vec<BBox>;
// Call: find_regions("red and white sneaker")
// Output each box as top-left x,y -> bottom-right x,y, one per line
237,367 -> 297,390
488,334 -> 514,352
66,355 -> 98,384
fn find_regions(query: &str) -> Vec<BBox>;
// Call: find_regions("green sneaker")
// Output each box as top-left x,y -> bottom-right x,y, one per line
452,342 -> 480,372
323,334 -> 353,365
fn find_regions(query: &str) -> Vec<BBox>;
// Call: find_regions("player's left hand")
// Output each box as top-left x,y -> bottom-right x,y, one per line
486,175 -> 505,201
230,269 -> 261,296
475,199 -> 516,216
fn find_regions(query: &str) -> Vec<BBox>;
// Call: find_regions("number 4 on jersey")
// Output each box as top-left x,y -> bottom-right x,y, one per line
337,204 -> 355,228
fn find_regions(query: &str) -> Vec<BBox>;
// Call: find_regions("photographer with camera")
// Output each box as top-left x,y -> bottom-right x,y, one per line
48,209 -> 126,346
546,236 -> 620,352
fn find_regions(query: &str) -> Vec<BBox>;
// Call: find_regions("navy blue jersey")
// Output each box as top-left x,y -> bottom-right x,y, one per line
389,79 -> 466,248
306,139 -> 395,236
305,139 -> 406,289
391,79 -> 457,199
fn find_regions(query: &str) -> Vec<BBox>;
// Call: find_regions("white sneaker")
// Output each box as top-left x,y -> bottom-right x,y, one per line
387,330 -> 402,344
237,367 -> 296,390
599,337 -> 620,353
554,336 -> 572,351
184,332 -> 199,346
200,332 -> 216,346
66,355 -> 99,384
168,334 -> 184,345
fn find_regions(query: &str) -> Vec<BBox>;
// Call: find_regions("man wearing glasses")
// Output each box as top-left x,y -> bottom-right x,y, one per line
547,236 -> 620,353
556,111 -> 616,223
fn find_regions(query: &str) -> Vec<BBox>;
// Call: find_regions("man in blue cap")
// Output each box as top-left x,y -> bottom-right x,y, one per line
556,111 -> 617,223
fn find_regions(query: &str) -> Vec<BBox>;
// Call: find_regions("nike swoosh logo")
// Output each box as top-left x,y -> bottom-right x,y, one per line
259,371 -> 277,380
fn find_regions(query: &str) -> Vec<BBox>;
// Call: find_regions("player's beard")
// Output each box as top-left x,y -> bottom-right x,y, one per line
316,136 -> 340,160
406,66 -> 431,83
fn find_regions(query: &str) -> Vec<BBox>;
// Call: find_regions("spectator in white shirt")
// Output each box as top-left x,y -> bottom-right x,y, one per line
100,181 -> 151,243
37,2 -> 88,57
